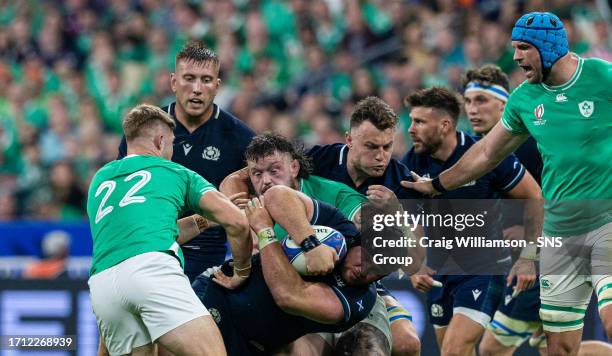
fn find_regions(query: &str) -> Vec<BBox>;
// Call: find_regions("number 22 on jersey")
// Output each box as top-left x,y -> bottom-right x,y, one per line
94,170 -> 152,224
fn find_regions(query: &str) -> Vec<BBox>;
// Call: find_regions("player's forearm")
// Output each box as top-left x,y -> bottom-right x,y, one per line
259,239 -> 341,323
439,140 -> 500,190
522,198 -> 544,244
263,186 -> 314,245
225,216 -> 253,268
440,123 -> 526,191
177,215 -> 216,245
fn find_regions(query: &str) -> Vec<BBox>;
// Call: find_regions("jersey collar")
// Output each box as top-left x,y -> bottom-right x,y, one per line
168,102 -> 221,133
540,55 -> 583,93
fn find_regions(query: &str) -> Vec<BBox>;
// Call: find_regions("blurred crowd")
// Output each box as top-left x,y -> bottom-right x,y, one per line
0,0 -> 610,221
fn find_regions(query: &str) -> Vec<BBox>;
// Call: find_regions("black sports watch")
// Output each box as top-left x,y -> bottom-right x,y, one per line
431,176 -> 448,194
300,235 -> 321,252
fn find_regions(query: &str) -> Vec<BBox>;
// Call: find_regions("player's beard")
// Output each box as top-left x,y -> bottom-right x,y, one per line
414,136 -> 443,156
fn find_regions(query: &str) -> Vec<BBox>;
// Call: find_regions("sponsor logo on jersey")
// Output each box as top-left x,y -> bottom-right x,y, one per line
472,289 -> 482,301
540,278 -> 552,290
431,304 -> 444,317
578,101 -> 594,118
202,146 -> 221,161
533,104 -> 546,126
183,143 -> 193,155
555,93 -> 567,102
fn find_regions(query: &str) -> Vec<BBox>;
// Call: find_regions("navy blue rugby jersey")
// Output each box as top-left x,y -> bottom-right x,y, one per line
401,132 -> 526,274
118,102 -> 255,255
306,143 -> 420,200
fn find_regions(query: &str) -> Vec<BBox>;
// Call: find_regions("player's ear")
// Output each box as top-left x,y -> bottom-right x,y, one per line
170,73 -> 177,93
345,131 -> 352,147
153,135 -> 163,153
289,159 -> 300,178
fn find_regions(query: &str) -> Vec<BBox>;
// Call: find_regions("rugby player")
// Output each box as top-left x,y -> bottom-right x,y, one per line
117,41 -> 255,282
401,87 -> 541,356
305,97 -> 422,355
192,186 -> 383,355
462,64 -> 545,355
87,104 -> 251,356
403,12 -> 612,356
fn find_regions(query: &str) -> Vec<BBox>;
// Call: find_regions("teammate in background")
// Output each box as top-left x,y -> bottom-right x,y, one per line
306,97 -> 422,356
193,187 -> 383,355
401,87 -> 541,356
88,104 -> 251,356
403,12 -> 612,356
118,41 -> 255,282
462,65 -> 546,355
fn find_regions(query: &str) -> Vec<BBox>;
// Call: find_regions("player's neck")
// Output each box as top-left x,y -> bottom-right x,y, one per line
430,132 -> 457,162
126,143 -> 161,158
543,53 -> 578,87
346,154 -> 368,187
175,104 -> 214,133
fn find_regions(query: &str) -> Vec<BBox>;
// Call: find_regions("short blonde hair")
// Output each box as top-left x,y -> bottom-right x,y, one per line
122,104 -> 176,142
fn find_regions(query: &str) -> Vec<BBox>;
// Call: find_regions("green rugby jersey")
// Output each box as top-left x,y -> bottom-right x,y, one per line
273,175 -> 366,239
87,155 -> 216,275
501,56 -> 611,236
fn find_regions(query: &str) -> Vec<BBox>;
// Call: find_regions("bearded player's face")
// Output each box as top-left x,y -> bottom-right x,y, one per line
247,152 -> 300,195
512,41 -> 543,84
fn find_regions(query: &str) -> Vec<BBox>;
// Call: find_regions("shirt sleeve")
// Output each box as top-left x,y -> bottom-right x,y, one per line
333,184 -> 367,221
500,92 -> 529,135
491,153 -> 526,192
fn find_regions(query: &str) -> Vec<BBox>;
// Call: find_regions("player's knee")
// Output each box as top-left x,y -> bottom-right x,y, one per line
262,185 -> 292,204
392,333 -> 420,356
478,335 -> 502,356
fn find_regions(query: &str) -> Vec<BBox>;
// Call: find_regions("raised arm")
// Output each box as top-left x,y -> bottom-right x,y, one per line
403,123 -> 529,194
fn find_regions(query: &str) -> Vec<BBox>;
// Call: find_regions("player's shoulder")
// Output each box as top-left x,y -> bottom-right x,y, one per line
581,57 -> 612,81
217,107 -> 255,135
582,56 -> 611,70
308,175 -> 362,194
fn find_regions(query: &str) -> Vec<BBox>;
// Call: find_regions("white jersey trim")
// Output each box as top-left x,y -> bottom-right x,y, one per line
501,164 -> 525,191
541,55 -> 583,92
338,145 -> 347,166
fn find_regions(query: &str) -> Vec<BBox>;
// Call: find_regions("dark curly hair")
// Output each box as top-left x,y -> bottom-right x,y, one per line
404,87 -> 461,124
461,64 -> 510,92
244,133 -> 313,179
176,41 -> 219,67
350,96 -> 399,130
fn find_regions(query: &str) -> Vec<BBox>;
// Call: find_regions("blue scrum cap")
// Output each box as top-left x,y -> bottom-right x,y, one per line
511,12 -> 568,69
